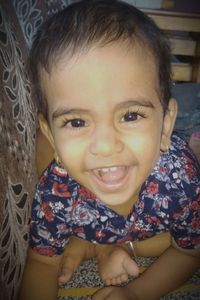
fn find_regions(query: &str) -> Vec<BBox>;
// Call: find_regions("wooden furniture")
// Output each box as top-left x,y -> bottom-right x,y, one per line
144,9 -> 200,82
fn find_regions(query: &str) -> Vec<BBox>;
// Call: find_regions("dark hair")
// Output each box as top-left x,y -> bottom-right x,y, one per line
29,0 -> 171,120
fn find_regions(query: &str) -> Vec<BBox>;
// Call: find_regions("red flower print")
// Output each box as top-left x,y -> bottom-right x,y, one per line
147,181 -> 159,194
185,165 -> 196,178
95,231 -> 106,238
193,236 -> 200,245
184,154 -> 197,178
39,174 -> 47,184
52,181 -> 71,197
72,200 -> 79,210
189,200 -> 200,211
191,218 -> 200,229
145,216 -> 161,225
79,212 -> 87,219
184,154 -> 193,164
74,227 -> 84,233
160,166 -> 167,174
176,238 -> 191,248
52,166 -> 68,177
34,246 -> 56,256
41,202 -> 53,222
172,211 -> 182,220
78,187 -> 96,200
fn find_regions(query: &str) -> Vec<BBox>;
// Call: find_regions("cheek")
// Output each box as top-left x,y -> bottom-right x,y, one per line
125,132 -> 161,162
54,136 -> 87,167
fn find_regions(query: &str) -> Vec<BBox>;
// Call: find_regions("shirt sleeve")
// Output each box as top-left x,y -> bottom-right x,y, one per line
169,136 -> 200,250
29,165 -> 73,256
170,192 -> 200,249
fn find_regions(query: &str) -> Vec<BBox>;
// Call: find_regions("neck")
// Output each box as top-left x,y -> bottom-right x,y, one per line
108,192 -> 139,216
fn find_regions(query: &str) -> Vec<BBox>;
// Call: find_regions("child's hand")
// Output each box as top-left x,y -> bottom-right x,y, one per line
96,244 -> 139,286
58,253 -> 79,284
58,236 -> 96,284
92,285 -> 139,300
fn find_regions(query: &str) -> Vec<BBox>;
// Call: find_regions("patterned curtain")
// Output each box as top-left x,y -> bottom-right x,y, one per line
0,1 -> 72,299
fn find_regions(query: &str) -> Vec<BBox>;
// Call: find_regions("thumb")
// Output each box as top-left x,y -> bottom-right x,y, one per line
58,254 -> 81,284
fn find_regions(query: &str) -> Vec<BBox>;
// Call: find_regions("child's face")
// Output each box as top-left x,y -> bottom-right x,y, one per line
40,42 -> 176,214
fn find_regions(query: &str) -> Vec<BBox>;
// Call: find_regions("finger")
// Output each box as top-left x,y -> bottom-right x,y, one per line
58,265 -> 74,283
58,255 -> 80,284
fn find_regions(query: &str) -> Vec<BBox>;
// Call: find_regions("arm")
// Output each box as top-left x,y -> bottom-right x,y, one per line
93,232 -> 170,286
59,236 -> 96,283
93,245 -> 200,300
125,245 -> 200,300
19,248 -> 62,300
19,236 -> 97,300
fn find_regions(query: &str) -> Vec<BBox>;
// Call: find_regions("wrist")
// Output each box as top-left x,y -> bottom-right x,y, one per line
95,243 -> 117,259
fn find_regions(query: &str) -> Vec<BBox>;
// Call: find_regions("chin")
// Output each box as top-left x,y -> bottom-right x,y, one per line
97,192 -> 135,208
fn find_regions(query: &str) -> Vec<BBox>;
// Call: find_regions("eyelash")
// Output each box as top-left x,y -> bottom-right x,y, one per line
120,108 -> 147,123
60,108 -> 147,129
61,117 -> 87,129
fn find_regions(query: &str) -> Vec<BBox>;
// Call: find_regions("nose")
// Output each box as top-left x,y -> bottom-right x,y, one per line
89,124 -> 124,157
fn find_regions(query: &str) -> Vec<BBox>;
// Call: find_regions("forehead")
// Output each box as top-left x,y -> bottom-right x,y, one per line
40,42 -> 160,114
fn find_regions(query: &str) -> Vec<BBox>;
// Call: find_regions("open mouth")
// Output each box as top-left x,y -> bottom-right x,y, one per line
90,165 -> 131,191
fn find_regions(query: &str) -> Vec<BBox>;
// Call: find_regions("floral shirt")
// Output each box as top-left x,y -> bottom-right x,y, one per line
30,135 -> 200,256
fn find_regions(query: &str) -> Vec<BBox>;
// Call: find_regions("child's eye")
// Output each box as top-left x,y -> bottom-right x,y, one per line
121,111 -> 143,122
63,118 -> 87,128
123,111 -> 138,122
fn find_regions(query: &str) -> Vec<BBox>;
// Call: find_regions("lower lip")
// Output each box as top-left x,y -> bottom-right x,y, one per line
89,166 -> 132,192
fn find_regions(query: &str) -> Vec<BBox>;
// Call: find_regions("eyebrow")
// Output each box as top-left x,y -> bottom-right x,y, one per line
52,98 -> 155,121
115,98 -> 155,110
52,108 -> 91,120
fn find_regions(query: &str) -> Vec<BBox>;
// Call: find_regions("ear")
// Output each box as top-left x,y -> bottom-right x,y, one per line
160,98 -> 177,151
38,114 -> 55,150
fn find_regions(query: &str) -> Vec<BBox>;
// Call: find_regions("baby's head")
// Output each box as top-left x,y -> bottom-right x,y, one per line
30,0 -> 171,121
30,0 -> 177,213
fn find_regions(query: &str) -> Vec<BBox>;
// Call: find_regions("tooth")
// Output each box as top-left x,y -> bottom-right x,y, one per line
98,166 -> 119,173
103,167 -> 111,172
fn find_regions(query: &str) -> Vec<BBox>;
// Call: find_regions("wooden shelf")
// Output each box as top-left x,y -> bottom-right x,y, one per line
144,9 -> 200,32
143,9 -> 200,82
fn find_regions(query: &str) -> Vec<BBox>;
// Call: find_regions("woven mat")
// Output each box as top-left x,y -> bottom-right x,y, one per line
58,257 -> 200,299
